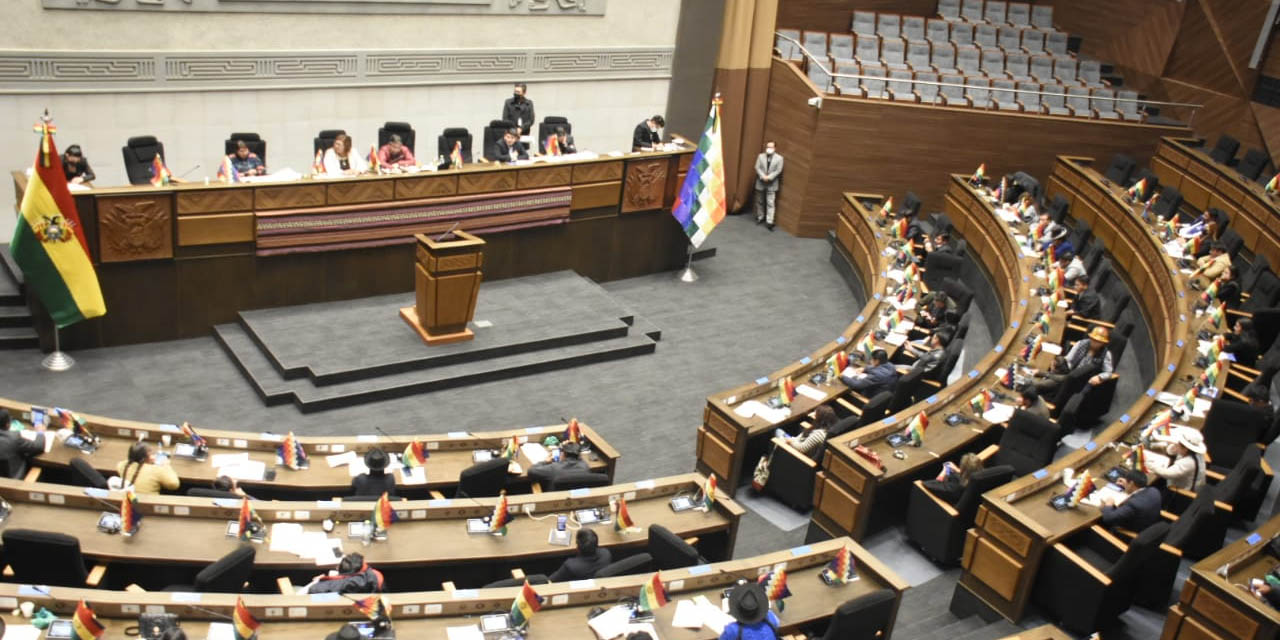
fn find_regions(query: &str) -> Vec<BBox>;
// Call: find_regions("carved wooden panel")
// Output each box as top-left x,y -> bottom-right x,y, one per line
175,188 -> 254,215
1191,588 -> 1259,639
254,184 -> 325,210
570,181 -> 621,210
326,179 -> 395,205
696,427 -> 735,481
815,473 -> 859,533
572,160 -> 623,183
966,535 -> 1023,601
458,171 -> 517,195
177,212 -> 253,246
621,158 -> 669,213
396,174 -> 458,200
1175,615 -> 1226,640
97,195 -> 173,263
516,166 -> 572,190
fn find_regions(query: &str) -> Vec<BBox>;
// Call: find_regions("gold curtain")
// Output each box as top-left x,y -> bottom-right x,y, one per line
713,0 -> 779,213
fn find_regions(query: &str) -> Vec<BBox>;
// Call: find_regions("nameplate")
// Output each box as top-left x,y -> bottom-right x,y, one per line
158,423 -> 182,433
1120,414 -> 1131,423
170,592 -> 202,603
569,579 -> 596,590
1248,533 -> 1264,545
1033,469 -> 1049,480
525,427 -> 543,434
789,545 -> 812,556
260,433 -> 283,442
755,377 -> 769,385
873,293 -> 882,300
1178,291 -> 1185,298
635,480 -> 656,490
212,498 -> 241,509
451,589 -> 479,599
687,565 -> 712,576
882,416 -> 896,425
1084,441 -> 1097,451
17,585 -> 49,597
310,593 -> 341,603
836,336 -> 848,345
568,488 -> 591,498
799,357 -> 811,365
1179,314 -> 1187,323
83,487 -> 109,499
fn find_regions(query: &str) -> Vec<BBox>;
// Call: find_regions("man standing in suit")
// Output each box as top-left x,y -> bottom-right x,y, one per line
502,83 -> 535,136
754,141 -> 784,230
0,410 -> 46,479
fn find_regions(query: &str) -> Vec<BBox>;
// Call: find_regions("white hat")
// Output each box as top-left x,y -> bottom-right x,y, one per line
1174,426 -> 1206,454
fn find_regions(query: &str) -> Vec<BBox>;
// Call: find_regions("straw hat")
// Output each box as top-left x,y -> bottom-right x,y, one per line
1088,327 -> 1110,343
1173,426 -> 1207,454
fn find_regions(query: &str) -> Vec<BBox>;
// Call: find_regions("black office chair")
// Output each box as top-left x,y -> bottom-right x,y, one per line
1238,148 -> 1269,182
438,128 -> 473,166
70,457 -> 109,489
593,553 -> 653,578
1,530 -> 105,587
1139,491 -> 1226,609
121,136 -> 165,185
906,464 -> 1015,563
812,590 -> 898,640
1212,446 -> 1269,521
223,133 -> 266,164
187,487 -> 241,499
483,120 -> 516,161
1046,194 -> 1070,223
987,410 -> 1058,476
1209,134 -> 1240,165
377,122 -> 416,155
1032,522 -> 1170,635
1241,270 -> 1280,312
855,391 -> 894,426
456,458 -> 509,498
1103,154 -> 1135,186
164,546 -> 255,593
1151,185 -> 1182,219
940,277 -> 974,313
313,129 -> 346,155
547,472 -> 611,492
1201,399 -> 1270,475
900,191 -> 922,218
536,116 -> 572,154
483,574 -> 550,588
647,525 -> 703,570
764,437 -> 821,511
887,367 -> 927,413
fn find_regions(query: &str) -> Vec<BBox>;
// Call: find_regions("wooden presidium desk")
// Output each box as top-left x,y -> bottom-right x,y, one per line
0,537 -> 907,640
1,397 -> 620,500
0,474 -> 740,593
957,154 -> 1278,622
9,146 -> 693,348
1163,514 -> 1280,640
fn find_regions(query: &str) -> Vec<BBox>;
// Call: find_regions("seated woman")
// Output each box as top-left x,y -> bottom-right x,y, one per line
115,442 -> 180,493
323,133 -> 368,176
351,448 -> 396,498
1224,317 -> 1261,368
922,453 -> 983,504
1144,426 -> 1206,492
774,405 -> 835,458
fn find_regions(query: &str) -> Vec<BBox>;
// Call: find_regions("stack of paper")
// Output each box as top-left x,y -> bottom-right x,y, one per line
587,605 -> 633,639
796,384 -> 827,401
397,465 -> 427,485
326,451 -> 358,467
521,442 -> 550,464
982,402 -> 1016,424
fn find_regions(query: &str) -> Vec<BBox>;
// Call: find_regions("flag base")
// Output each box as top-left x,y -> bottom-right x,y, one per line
42,350 -> 75,371
677,265 -> 699,283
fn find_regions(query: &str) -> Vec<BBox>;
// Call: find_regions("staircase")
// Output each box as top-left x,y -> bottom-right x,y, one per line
892,572 -> 1024,640
0,244 -> 38,350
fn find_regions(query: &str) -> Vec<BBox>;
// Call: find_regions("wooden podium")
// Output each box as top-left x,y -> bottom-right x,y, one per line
399,231 -> 484,346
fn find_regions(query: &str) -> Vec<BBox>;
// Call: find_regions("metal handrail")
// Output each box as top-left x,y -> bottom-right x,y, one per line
773,32 -> 1202,121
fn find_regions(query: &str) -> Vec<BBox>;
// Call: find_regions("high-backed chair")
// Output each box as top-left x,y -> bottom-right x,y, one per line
1129,167 -> 1159,192
484,574 -> 550,588
647,525 -> 703,570
960,0 -> 984,23
1209,134 -> 1240,165
1138,491 -> 1227,609
223,132 -> 266,164
1104,154 -> 1136,186
916,72 -> 942,104
1201,399 -> 1270,475
939,0 -> 962,21
188,487 -> 241,499
763,436 -> 822,511
1029,55 -> 1055,82
313,129 -> 345,155
1091,89 -> 1121,120
984,409 -> 1058,475
1016,81 -> 1043,112
809,61 -> 833,93
1066,86 -> 1093,117
956,45 -> 982,76
882,37 -> 908,70
966,77 -> 993,108
1042,84 -> 1069,115
888,70 -> 917,102
951,22 -> 975,46
984,0 -> 1008,24
855,34 -> 880,65
927,19 -> 951,44
906,464 -> 1015,563
993,79 -> 1020,111
932,43 -> 957,74
861,66 -> 888,99
833,60 -> 861,96
70,457 -> 109,489
1032,522 -> 1170,635
438,127 -> 473,166
536,116 -> 572,154
593,553 -> 653,578
907,41 -> 932,71
1031,5 -> 1053,29
455,458 -> 509,498
975,24 -> 999,50
775,29 -> 801,60
1006,52 -> 1031,81
1021,28 -> 1046,55
802,30 -> 829,58
997,26 -> 1021,51
829,33 -> 855,61
903,16 -> 926,42
1,530 -> 106,587
815,590 -> 899,640
1046,30 -> 1069,56
164,546 -> 255,593
377,122 -> 415,155
121,135 -> 165,185
940,73 -> 968,106
1007,2 -> 1031,26
1238,148 -> 1269,181
852,11 -> 877,36
941,277 -> 975,312
1053,57 -> 1078,85
482,119 -> 516,161
981,48 -> 1006,77
1151,185 -> 1182,219
876,13 -> 901,39
1078,60 -> 1105,88
854,391 -> 894,426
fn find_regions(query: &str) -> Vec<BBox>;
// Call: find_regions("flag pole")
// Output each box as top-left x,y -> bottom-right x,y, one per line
42,325 -> 75,371
677,241 -> 698,283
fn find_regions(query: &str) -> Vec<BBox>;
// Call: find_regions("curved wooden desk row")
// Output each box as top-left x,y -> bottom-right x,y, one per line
1162,514 -> 1280,640
0,397 -> 619,498
955,154 -> 1254,622
0,474 -> 740,592
0,537 -> 908,640
1152,137 -> 1280,270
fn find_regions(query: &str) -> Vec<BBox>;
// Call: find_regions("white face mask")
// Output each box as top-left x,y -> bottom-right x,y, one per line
766,149 -> 775,155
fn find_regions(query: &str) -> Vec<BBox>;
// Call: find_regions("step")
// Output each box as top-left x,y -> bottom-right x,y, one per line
907,615 -> 986,640
0,326 -> 38,349
952,620 -> 1023,640
895,611 -> 962,639
0,246 -> 22,305
217,322 -> 657,413
0,304 -> 32,328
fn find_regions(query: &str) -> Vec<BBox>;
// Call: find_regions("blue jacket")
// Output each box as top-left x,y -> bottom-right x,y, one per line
843,362 -> 902,397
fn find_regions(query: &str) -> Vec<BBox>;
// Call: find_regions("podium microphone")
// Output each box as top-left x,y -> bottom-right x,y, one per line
177,164 -> 201,179
370,425 -> 400,445
434,222 -> 460,242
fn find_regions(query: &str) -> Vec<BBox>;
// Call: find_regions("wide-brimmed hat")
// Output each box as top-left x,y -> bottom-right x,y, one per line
1088,327 -> 1110,343
1173,426 -> 1207,454
364,447 -> 389,471
728,582 -> 769,624
324,623 -> 361,640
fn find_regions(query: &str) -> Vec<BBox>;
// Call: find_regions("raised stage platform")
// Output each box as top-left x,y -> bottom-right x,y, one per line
214,271 -> 661,412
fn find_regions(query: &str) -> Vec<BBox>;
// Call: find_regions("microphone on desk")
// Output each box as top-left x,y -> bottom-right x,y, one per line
370,424 -> 400,446
434,222 -> 461,242
82,487 -> 122,513
176,164 -> 201,179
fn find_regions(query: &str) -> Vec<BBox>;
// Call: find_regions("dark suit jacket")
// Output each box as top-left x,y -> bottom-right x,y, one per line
549,548 -> 613,582
0,431 -> 45,479
633,122 -> 660,150
1071,290 -> 1103,320
502,97 -> 536,131
1100,486 -> 1161,532
62,157 -> 95,182
1226,332 -> 1261,367
489,141 -> 528,163
842,362 -> 902,397
909,348 -> 946,375
528,458 -> 589,488
351,471 -> 396,498
922,475 -> 965,505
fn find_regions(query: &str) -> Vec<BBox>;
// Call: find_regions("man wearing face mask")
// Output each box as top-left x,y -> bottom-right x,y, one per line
502,83 -> 535,136
632,114 -> 665,151
754,141 -> 784,230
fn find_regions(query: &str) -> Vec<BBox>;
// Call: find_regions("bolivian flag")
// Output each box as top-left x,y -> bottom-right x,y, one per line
73,599 -> 105,639
233,596 -> 262,640
638,572 -> 669,612
509,581 -> 543,629
11,120 -> 105,328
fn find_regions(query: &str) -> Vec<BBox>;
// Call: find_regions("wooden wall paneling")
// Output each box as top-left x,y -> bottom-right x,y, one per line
1045,0 -> 1183,82
607,209 -> 688,280
1249,103 -> 1280,168
175,255 -> 256,337
458,171 -> 518,196
571,161 -> 624,184
1199,0 -> 1271,95
97,261 -> 179,345
762,58 -> 820,235
1162,0 -> 1243,98
1161,81 -> 1266,155
177,213 -> 254,247
516,165 -> 573,190
175,188 -> 255,215
321,245 -> 415,301
326,179 -> 396,205
254,184 -> 325,210
570,182 -> 622,210
395,174 -> 458,200
564,212 -> 617,282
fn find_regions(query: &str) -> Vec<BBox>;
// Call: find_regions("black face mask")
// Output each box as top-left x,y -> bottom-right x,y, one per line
513,93 -> 523,101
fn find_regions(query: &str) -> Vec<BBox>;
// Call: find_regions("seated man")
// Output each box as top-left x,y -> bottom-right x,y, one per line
528,441 -> 589,488
1057,250 -> 1087,286
351,448 -> 396,497
549,529 -> 612,581
1065,274 -> 1101,320
632,115 -> 664,151
306,552 -> 383,594
490,128 -> 528,163
1016,388 -> 1051,420
62,144 -> 95,184
915,291 -> 957,332
840,348 -> 902,398
1194,242 -> 1230,280
0,409 -> 46,479
924,230 -> 959,256
1099,468 -> 1161,532
896,328 -> 952,375
547,126 -> 577,155
377,134 -> 416,168
228,140 -> 266,177
1032,326 -> 1114,399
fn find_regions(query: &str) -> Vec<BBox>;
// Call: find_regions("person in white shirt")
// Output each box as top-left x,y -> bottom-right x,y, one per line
323,133 -> 367,176
1145,426 -> 1206,491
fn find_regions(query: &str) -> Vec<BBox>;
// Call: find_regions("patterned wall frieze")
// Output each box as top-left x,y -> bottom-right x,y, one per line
0,46 -> 671,93
41,0 -> 602,15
